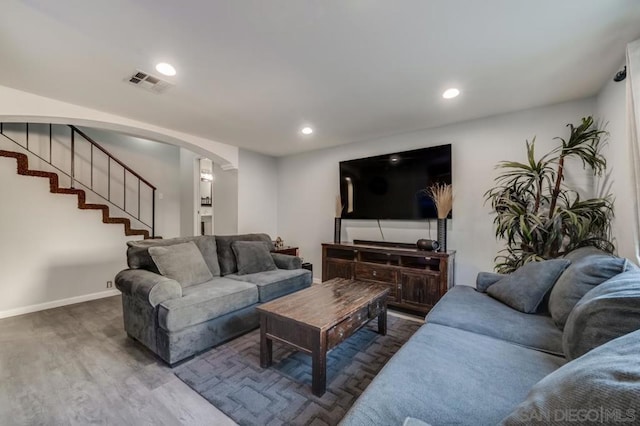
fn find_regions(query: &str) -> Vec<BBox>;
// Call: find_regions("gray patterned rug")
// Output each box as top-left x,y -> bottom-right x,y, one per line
173,315 -> 421,426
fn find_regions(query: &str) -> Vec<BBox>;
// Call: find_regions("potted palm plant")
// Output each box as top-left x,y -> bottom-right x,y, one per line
485,116 -> 614,273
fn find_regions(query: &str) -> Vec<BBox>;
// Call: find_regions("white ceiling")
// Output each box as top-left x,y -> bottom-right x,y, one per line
1,1 -> 640,156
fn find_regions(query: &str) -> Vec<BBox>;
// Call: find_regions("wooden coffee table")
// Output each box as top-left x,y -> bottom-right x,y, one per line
256,278 -> 389,396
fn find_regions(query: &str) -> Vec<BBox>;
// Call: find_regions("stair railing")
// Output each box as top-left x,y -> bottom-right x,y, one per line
0,123 -> 156,238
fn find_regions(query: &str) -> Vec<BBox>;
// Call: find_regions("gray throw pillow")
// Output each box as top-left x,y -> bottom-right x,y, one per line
126,236 -> 221,276
215,234 -> 274,275
563,270 -> 640,361
476,271 -> 507,293
501,329 -> 640,425
231,241 -> 277,275
548,253 -> 632,329
149,241 -> 213,287
487,259 -> 571,313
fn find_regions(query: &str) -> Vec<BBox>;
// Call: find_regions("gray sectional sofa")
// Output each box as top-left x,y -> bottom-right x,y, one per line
115,233 -> 312,365
341,247 -> 640,425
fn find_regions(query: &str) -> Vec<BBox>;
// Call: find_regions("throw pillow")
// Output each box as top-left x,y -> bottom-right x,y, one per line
476,271 -> 507,293
501,329 -> 640,425
487,259 -> 571,313
215,234 -> 274,275
231,241 -> 277,275
548,253 -> 632,329
563,270 -> 640,360
126,236 -> 221,276
149,241 -> 213,287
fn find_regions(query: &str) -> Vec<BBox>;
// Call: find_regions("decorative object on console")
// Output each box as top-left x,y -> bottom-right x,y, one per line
334,218 -> 341,244
485,116 -> 614,273
334,195 -> 343,243
427,183 -> 453,252
274,236 -> 284,249
436,219 -> 447,253
416,239 -> 439,251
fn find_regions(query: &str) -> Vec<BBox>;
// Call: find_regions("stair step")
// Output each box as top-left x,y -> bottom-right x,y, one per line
0,148 -> 152,239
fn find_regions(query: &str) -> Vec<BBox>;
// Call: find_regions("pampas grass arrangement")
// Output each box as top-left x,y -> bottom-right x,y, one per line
428,183 -> 453,219
335,195 -> 343,217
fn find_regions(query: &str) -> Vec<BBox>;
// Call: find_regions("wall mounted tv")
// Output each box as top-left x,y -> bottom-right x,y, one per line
339,144 -> 452,220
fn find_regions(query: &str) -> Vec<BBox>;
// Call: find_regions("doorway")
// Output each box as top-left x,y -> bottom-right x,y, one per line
197,158 -> 214,235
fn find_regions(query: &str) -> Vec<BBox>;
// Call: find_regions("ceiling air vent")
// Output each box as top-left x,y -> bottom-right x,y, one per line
125,70 -> 172,93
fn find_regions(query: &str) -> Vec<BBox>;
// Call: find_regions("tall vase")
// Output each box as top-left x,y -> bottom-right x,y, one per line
437,218 -> 447,252
334,217 -> 342,243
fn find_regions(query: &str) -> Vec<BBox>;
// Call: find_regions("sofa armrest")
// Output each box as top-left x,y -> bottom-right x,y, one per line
271,253 -> 302,270
115,269 -> 182,307
475,271 -> 507,293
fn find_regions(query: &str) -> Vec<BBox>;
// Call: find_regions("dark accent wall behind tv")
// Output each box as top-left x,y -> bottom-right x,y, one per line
339,144 -> 452,220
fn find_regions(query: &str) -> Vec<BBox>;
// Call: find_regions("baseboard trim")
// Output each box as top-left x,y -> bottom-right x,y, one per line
0,289 -> 120,319
313,277 -> 322,284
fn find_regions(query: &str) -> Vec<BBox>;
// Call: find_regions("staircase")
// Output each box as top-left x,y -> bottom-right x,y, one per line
0,123 -> 156,239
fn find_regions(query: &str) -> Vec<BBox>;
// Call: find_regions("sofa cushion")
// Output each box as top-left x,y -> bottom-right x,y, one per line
501,328 -> 640,425
563,270 -> 640,361
548,251 -> 632,329
226,268 -> 312,302
426,286 -> 564,355
215,234 -> 274,276
340,323 -> 565,426
126,235 -> 221,276
231,241 -> 277,275
158,278 -> 258,332
487,260 -> 570,313
149,242 -> 213,288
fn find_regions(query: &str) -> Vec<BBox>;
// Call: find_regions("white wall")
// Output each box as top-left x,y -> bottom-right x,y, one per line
0,154 -> 138,317
213,163 -> 239,235
238,149 -> 278,237
78,127 -> 181,238
179,148 -> 198,237
0,125 -> 189,316
277,98 -> 598,285
596,68 -> 637,263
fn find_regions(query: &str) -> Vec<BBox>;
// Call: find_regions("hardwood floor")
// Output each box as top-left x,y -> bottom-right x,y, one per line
0,295 -> 236,426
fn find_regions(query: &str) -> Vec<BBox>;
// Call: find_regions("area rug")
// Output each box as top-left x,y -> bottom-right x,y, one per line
173,315 -> 421,426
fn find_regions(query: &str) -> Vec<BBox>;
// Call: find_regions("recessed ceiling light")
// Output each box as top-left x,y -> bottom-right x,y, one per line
301,126 -> 313,135
155,62 -> 176,76
442,88 -> 460,99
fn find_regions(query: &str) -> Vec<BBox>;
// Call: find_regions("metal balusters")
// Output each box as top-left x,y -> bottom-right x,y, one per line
0,122 -> 157,237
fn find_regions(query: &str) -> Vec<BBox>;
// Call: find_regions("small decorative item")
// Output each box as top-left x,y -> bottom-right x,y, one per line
427,183 -> 453,252
274,237 -> 284,249
334,195 -> 343,243
416,239 -> 440,251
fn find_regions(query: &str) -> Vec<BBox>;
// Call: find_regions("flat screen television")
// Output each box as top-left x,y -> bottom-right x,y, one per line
339,144 -> 452,220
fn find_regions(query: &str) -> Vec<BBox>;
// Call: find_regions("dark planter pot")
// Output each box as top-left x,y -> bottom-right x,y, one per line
437,218 -> 447,252
334,217 -> 342,243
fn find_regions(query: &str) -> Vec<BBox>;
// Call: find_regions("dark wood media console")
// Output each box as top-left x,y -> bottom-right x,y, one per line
321,241 -> 455,314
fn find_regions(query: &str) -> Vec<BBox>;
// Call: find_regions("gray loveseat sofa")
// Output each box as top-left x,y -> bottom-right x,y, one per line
341,247 -> 640,425
115,233 -> 312,365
